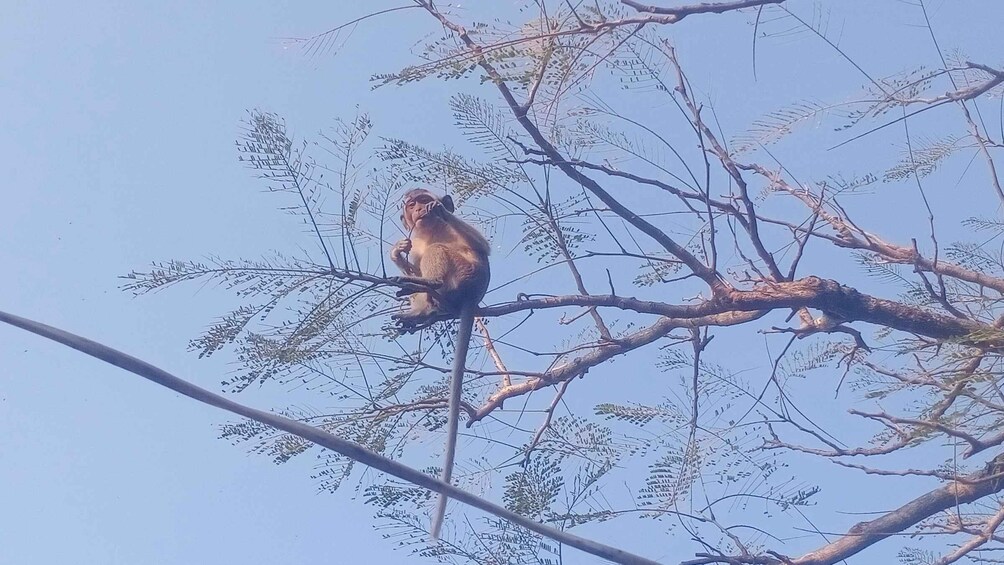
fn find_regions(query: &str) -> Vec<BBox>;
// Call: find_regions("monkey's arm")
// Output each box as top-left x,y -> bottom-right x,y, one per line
390,238 -> 419,276
446,217 -> 491,257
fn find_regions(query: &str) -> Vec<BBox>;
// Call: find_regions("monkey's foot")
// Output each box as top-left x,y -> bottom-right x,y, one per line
389,278 -> 446,300
388,276 -> 442,296
391,313 -> 435,334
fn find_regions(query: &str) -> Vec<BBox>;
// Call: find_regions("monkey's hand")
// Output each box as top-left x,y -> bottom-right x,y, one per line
421,199 -> 447,220
390,239 -> 415,275
392,238 -> 412,258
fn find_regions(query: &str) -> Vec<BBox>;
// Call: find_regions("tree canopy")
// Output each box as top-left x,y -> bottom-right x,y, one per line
114,1 -> 1004,564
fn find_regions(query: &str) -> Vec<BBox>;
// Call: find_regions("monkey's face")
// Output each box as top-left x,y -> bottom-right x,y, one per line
401,189 -> 455,231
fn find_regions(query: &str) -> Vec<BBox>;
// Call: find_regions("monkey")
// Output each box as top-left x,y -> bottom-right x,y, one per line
389,188 -> 490,539
390,188 -> 491,322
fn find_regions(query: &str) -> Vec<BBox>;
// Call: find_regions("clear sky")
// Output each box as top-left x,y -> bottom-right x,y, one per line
2,1 -> 1003,564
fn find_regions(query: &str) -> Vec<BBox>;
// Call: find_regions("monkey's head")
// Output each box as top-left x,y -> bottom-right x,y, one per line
401,188 -> 455,231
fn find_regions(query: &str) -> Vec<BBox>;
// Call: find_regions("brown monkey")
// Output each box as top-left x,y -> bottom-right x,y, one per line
389,188 -> 490,539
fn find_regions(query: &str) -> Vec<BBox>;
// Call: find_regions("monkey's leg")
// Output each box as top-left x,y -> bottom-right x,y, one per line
389,275 -> 443,296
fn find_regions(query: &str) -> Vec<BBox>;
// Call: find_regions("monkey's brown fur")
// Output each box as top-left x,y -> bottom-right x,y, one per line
389,188 -> 490,539
390,188 -> 490,323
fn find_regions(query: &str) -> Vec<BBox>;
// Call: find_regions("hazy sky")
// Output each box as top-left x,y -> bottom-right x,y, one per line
2,1 -> 1003,564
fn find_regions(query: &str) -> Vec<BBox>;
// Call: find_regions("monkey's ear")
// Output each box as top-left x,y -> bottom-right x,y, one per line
440,195 -> 455,213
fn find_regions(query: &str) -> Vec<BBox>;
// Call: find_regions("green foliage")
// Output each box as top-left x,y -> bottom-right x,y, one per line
964,216 -> 1004,233
379,138 -> 518,204
883,135 -> 961,182
639,446 -> 697,509
898,547 -> 937,565
841,67 -> 941,128
856,252 -> 917,286
633,258 -> 683,287
534,415 -> 619,459
819,172 -> 879,194
451,94 -> 527,162
734,101 -> 838,153
776,342 -> 843,381
595,402 -> 683,426
518,195 -> 594,262
505,456 -> 564,520
946,241 -> 1004,274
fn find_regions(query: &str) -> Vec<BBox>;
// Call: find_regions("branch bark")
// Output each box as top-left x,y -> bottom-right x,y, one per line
0,310 -> 662,565
480,276 -> 988,342
792,453 -> 1004,565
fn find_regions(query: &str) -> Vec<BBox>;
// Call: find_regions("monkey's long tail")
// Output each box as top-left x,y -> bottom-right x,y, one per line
430,304 -> 476,540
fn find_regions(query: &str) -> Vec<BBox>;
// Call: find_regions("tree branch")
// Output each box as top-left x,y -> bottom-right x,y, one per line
792,453 -> 1004,565
0,309 -> 661,565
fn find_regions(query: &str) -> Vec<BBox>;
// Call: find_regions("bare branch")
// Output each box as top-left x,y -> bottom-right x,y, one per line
792,454 -> 1004,565
0,309 -> 662,565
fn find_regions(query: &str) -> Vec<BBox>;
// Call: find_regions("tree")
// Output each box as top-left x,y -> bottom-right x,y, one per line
99,1 -> 1004,563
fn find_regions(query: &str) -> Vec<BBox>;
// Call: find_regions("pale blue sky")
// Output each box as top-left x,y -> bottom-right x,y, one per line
2,1 -> 1003,564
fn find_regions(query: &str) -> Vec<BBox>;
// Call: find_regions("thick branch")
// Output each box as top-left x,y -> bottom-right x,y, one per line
907,62 -> 1004,105
721,276 -> 984,341
622,0 -> 784,20
471,310 -> 764,422
480,276 -> 987,342
0,310 -> 661,565
792,453 -> 1004,565
742,165 -> 1004,294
